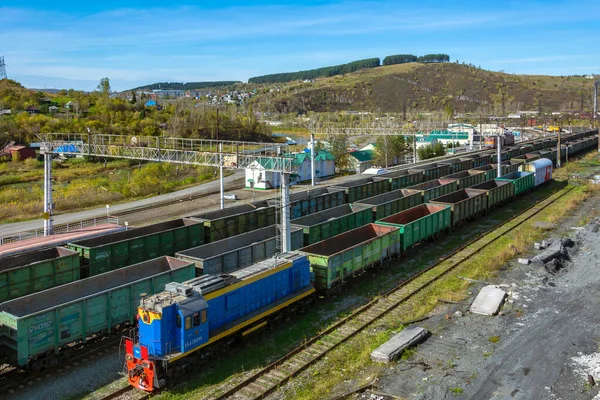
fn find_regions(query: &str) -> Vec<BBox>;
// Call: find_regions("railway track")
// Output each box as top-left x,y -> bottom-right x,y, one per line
205,186 -> 573,400
0,335 -> 123,395
99,385 -> 150,400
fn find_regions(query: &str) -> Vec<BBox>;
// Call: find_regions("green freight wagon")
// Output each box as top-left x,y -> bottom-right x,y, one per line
469,165 -> 496,182
537,149 -> 555,164
430,189 -> 488,227
0,247 -> 80,302
190,202 -> 276,243
267,188 -> 345,220
407,179 -> 459,203
354,188 -> 422,221
441,170 -> 486,189
67,218 -> 203,277
330,177 -> 389,203
518,144 -> 534,155
470,180 -> 515,209
175,225 -> 303,275
375,204 -> 451,251
372,170 -> 423,190
0,256 -> 195,369
461,153 -> 492,168
512,153 -> 540,164
496,171 -> 535,196
291,204 -> 373,246
532,141 -> 544,151
439,158 -> 474,174
504,147 -> 521,160
409,163 -> 452,181
299,224 -> 400,292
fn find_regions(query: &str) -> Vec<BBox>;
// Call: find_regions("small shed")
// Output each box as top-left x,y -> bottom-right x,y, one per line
1,145 -> 36,161
348,150 -> 374,173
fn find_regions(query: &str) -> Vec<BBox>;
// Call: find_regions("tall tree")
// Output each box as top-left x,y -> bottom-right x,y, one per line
97,77 -> 111,96
327,133 -> 350,171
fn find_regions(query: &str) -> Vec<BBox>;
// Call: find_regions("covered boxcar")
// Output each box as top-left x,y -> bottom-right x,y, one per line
407,179 -> 459,203
520,158 -> 553,186
375,204 -> 451,251
354,188 -> 422,221
175,225 -> 303,275
299,224 -> 400,292
190,202 -> 276,243
430,189 -> 488,227
0,256 -> 195,369
291,204 -> 373,246
0,247 -> 80,302
496,171 -> 535,196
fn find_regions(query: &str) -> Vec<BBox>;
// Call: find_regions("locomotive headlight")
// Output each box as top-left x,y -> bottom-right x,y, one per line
141,360 -> 151,369
126,354 -> 134,362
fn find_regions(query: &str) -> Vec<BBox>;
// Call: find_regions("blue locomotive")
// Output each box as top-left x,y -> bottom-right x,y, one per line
125,252 -> 315,391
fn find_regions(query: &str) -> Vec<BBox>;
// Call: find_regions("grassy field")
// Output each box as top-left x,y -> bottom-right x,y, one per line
108,154 -> 593,400
0,158 -> 224,223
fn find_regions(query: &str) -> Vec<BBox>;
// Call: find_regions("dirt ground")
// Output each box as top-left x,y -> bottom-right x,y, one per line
364,183 -> 600,400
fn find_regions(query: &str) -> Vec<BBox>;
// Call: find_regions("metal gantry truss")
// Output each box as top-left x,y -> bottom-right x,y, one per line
41,133 -> 295,172
308,121 -> 448,137
37,133 -> 296,251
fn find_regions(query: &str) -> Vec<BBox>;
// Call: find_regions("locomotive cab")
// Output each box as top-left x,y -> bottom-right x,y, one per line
125,283 -> 209,392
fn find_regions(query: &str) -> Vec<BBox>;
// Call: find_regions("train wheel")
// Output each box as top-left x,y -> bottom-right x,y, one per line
29,359 -> 43,373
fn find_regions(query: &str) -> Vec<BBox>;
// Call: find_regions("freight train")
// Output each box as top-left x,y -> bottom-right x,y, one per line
126,158 -> 558,392
0,130 -> 597,373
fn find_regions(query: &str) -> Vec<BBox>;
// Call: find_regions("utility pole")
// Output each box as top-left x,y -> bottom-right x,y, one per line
310,132 -> 316,186
496,135 -> 502,178
41,143 -> 54,235
594,81 -> 599,152
479,115 -> 482,150
219,143 -> 224,209
281,172 -> 291,252
557,130 -> 561,168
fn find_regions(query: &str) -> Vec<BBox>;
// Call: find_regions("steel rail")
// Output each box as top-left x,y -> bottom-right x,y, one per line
208,186 -> 573,400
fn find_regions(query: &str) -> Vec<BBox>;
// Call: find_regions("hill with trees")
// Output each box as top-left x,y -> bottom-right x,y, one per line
131,81 -> 241,91
0,78 -> 271,146
250,62 -> 596,115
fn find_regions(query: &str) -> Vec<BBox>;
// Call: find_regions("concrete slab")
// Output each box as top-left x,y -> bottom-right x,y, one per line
370,326 -> 429,363
470,285 -> 507,316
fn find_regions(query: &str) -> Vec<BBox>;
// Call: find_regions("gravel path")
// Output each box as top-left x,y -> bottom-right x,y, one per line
375,187 -> 600,400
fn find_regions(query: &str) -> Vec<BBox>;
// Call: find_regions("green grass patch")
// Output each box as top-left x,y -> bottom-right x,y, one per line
0,158 -> 225,223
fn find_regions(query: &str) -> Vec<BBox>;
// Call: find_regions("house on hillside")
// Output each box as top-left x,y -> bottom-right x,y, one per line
348,150 -> 374,173
292,150 -> 335,183
25,106 -> 41,115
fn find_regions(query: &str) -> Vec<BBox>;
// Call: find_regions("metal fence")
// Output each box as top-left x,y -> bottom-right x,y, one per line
0,216 -> 120,246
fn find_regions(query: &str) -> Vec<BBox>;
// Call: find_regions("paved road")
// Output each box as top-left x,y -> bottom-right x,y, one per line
0,170 -> 245,236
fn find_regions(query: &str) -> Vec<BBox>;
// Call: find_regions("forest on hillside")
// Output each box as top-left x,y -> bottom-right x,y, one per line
0,79 -> 272,145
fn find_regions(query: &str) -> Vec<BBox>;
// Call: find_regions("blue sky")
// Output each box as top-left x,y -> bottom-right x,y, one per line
2,0 -> 599,91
